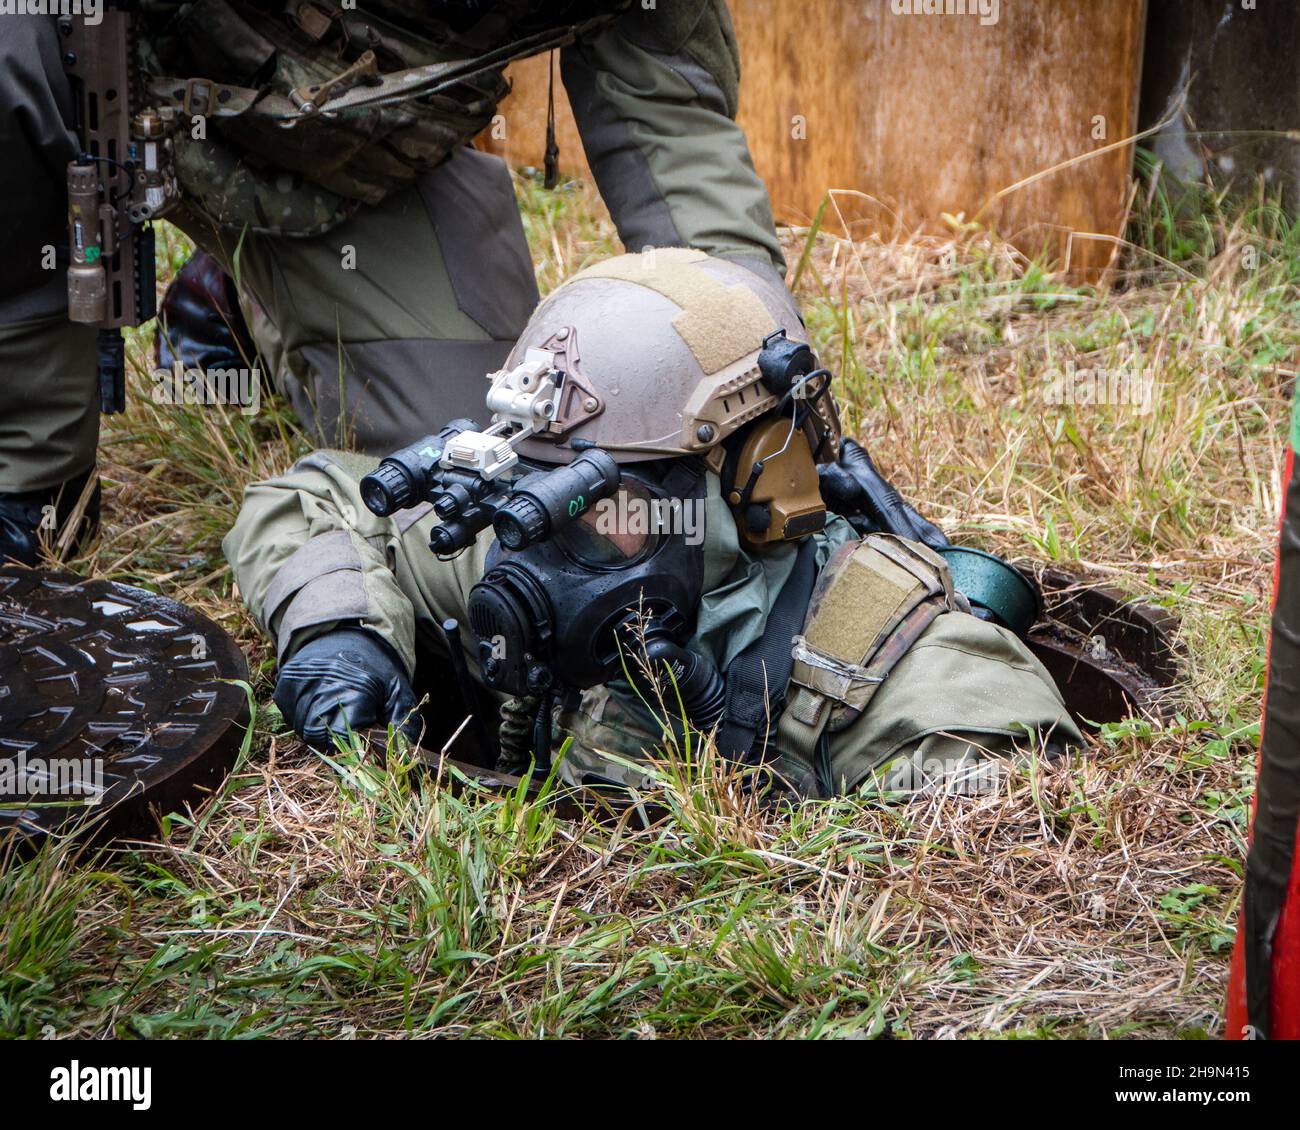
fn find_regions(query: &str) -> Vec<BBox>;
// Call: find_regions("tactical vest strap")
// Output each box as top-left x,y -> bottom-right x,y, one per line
779,535 -> 965,783
715,536 -> 819,767
149,15 -> 615,124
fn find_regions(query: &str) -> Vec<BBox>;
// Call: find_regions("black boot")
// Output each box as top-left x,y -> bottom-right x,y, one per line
0,469 -> 101,566
155,250 -> 255,373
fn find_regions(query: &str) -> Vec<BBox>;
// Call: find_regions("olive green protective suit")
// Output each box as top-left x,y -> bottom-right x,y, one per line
222,449 -> 1082,797
1,2 -> 783,489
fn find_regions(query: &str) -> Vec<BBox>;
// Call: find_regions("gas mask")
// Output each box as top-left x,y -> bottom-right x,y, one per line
467,461 -> 710,699
359,350 -> 730,756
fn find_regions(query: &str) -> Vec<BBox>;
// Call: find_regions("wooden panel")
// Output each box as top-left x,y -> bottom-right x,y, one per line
475,53 -> 587,179
479,0 -> 1147,275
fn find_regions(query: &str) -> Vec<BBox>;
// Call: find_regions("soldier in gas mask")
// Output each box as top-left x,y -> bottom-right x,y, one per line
1,1 -> 783,563
225,250 -> 1081,797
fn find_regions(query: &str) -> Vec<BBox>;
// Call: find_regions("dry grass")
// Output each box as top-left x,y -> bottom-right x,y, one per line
2,169 -> 1294,1038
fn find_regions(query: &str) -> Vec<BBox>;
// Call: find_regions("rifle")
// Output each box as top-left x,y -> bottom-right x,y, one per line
59,5 -> 180,414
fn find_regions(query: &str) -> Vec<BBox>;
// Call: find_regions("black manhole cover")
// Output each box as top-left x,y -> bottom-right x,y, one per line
0,566 -> 249,843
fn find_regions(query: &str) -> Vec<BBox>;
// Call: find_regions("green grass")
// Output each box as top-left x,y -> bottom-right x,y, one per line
2,167 -> 1295,1039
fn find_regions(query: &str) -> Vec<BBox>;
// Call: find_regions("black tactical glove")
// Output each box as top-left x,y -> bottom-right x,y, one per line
818,439 -> 948,550
273,628 -> 421,747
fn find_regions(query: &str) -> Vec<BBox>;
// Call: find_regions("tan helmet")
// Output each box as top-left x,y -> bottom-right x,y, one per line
501,248 -> 841,471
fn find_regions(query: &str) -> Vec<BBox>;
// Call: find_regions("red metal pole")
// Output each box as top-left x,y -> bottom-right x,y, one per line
1227,420 -> 1300,1038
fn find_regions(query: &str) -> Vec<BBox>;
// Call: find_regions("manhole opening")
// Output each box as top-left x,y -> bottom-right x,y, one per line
1027,566 -> 1181,729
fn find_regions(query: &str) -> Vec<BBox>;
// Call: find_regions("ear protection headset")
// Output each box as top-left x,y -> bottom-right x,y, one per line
721,330 -> 835,548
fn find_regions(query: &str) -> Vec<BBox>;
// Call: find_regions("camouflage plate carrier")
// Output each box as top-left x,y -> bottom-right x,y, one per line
136,0 -> 631,235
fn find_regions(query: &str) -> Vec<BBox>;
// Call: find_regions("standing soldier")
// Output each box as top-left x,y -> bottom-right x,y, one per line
0,2 -> 786,562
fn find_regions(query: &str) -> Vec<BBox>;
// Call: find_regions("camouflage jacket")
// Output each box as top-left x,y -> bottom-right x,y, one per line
135,0 -> 772,256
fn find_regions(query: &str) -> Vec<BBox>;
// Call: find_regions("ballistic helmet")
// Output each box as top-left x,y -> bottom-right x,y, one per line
502,248 -> 842,470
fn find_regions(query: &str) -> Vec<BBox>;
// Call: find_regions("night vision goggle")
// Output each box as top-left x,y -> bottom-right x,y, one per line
359,351 -> 621,554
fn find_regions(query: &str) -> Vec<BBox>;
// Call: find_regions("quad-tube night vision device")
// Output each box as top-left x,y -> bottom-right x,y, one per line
360,352 -> 622,555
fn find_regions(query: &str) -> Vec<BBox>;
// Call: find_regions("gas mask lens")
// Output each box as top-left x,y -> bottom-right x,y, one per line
553,481 -> 659,569
467,466 -> 708,697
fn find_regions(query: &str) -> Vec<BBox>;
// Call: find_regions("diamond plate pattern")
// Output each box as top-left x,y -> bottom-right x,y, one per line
0,567 -> 249,841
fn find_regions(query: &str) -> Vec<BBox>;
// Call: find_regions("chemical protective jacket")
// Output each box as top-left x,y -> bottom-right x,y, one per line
223,450 -> 1082,797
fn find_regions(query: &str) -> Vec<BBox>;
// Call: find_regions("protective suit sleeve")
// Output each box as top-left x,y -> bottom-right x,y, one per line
223,449 -> 426,675
562,0 -> 786,283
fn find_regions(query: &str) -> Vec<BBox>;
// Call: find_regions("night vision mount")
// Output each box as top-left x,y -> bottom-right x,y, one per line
360,351 -> 621,555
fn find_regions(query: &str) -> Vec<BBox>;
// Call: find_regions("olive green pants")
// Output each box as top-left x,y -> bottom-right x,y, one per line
0,15 -> 99,492
173,145 -> 541,454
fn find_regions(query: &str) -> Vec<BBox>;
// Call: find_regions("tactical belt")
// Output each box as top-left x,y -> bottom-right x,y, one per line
149,15 -> 615,125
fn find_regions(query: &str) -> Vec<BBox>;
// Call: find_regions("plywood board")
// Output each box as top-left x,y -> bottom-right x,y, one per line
479,0 -> 1147,275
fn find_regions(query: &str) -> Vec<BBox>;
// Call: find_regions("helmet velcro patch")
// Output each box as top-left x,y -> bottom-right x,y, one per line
572,248 -> 775,374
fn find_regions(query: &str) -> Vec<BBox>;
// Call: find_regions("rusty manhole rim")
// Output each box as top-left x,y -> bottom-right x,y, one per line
1024,562 -> 1183,729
